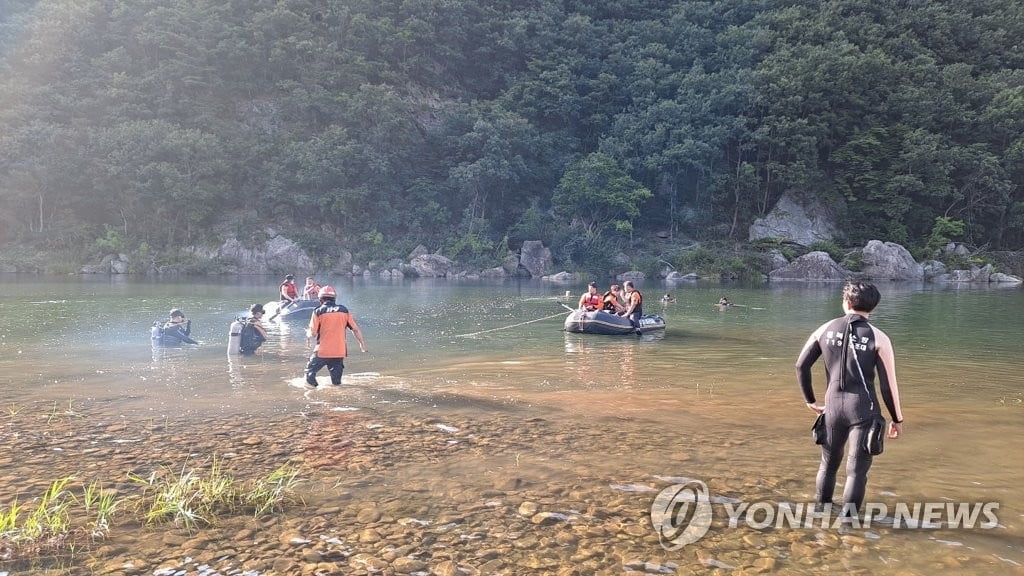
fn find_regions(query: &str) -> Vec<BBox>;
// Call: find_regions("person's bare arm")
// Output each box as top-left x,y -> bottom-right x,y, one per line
796,322 -> 828,412
349,317 -> 367,352
874,326 -> 904,438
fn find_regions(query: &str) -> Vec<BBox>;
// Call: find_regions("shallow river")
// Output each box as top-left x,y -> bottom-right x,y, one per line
0,275 -> 1021,575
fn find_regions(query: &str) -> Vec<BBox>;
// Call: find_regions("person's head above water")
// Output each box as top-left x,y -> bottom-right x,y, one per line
842,282 -> 880,313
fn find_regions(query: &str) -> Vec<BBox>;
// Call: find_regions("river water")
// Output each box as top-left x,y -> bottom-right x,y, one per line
0,275 -> 1021,575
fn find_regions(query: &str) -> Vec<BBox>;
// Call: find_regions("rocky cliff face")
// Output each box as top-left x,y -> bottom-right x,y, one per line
749,194 -> 838,246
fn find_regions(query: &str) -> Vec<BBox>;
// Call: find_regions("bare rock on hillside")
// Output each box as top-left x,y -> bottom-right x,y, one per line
861,240 -> 923,281
749,194 -> 838,246
769,251 -> 849,282
410,253 -> 454,277
519,241 -> 552,279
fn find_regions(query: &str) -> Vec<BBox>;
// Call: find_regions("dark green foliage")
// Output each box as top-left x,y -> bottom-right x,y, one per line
1,0 -> 1022,270
807,240 -> 844,262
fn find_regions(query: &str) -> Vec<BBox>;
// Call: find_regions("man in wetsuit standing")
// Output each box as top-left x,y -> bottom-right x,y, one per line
796,282 -> 905,516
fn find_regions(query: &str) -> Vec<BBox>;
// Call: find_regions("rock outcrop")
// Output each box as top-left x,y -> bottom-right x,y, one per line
217,235 -> 315,275
519,241 -> 552,279
749,194 -> 838,246
861,240 -> 924,281
80,253 -> 132,274
409,253 -> 454,277
542,271 -> 577,283
769,251 -> 849,282
990,272 -> 1023,285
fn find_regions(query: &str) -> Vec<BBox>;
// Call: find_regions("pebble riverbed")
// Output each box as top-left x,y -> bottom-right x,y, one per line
1,393 -> 1020,576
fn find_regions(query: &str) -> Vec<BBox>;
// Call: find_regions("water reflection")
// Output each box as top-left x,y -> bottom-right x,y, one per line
0,276 -> 1021,574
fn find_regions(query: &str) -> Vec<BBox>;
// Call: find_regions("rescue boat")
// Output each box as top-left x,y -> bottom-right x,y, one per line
563,309 -> 666,335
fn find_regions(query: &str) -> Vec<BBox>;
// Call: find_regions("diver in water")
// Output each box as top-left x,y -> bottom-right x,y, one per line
153,309 -> 199,346
228,303 -> 268,355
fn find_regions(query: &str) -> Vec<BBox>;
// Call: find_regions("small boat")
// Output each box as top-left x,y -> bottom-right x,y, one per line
264,299 -> 319,322
563,309 -> 666,335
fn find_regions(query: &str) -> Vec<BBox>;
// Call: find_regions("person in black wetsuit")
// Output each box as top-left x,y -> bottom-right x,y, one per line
155,309 -> 199,346
796,282 -> 905,515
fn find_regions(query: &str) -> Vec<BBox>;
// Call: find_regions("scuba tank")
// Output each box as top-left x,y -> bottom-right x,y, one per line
227,318 -> 244,354
150,322 -> 163,347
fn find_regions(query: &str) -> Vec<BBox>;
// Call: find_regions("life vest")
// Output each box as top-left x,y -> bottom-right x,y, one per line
602,291 -> 618,311
581,293 -> 602,310
281,281 -> 298,300
303,282 -> 322,299
626,289 -> 643,315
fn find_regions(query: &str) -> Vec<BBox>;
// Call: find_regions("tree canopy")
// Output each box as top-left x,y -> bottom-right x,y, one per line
1,0 -> 1021,268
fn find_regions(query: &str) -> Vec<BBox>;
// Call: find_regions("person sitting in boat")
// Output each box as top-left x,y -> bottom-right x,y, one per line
279,274 -> 299,308
603,284 -> 626,314
153,309 -> 198,347
301,277 -> 322,300
661,293 -> 676,304
619,281 -> 644,335
578,282 -> 603,311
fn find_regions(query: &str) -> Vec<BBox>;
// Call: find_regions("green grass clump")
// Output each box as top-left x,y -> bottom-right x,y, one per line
128,458 -> 301,532
0,478 -> 117,565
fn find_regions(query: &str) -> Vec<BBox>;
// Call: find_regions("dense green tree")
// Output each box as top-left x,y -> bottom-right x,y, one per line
1,0 -> 1022,268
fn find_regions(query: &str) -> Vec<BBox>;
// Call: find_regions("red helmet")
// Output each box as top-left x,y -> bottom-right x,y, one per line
317,285 -> 337,299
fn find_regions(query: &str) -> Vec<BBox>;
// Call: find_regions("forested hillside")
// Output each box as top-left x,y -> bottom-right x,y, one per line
1,0 -> 1022,273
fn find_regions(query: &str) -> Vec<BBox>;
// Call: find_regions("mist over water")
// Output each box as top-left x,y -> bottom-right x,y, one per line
1,275 -> 1022,572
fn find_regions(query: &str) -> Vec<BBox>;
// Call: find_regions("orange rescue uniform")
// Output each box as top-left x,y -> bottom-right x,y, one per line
308,303 -> 358,358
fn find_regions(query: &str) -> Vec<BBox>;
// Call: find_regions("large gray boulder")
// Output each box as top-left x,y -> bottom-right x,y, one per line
111,253 -> 130,274
948,264 -> 996,283
81,254 -> 116,274
616,270 -> 646,282
665,271 -> 698,282
749,194 -> 838,246
217,235 -> 314,274
861,240 -> 923,281
265,236 -> 314,274
519,240 -> 552,279
410,253 -> 454,277
922,260 -> 947,281
502,252 -> 522,276
218,238 -> 262,271
330,250 -> 354,275
480,266 -> 507,278
542,271 -> 577,284
768,250 -> 789,272
990,272 -> 1023,285
769,251 -> 849,282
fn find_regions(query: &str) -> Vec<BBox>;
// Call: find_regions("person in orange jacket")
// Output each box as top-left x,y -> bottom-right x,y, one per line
304,285 -> 367,389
